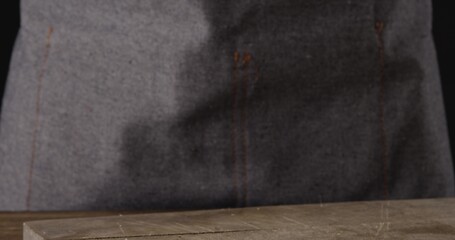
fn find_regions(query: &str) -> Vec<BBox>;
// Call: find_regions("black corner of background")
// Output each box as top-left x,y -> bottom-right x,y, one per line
432,0 -> 455,159
0,0 -> 20,112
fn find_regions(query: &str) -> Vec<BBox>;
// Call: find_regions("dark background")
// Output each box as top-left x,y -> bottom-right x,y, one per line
0,1 -> 453,162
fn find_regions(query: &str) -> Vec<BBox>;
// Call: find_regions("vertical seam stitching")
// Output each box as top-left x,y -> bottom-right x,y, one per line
375,20 -> 389,200
241,52 -> 252,206
231,51 -> 240,206
26,26 -> 53,210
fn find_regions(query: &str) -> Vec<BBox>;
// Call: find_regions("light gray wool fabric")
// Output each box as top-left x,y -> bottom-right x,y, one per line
0,0 -> 453,210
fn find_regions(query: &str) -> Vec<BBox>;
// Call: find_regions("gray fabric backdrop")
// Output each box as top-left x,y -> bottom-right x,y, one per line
0,0 -> 453,210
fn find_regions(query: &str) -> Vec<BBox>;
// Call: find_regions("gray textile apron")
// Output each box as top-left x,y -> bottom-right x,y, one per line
1,0 -> 453,210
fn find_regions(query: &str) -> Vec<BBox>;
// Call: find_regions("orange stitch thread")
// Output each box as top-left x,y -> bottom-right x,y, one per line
234,50 -> 240,63
231,50 -> 240,206
241,52 -> 252,206
26,26 -> 54,210
375,20 -> 389,200
242,53 -> 252,66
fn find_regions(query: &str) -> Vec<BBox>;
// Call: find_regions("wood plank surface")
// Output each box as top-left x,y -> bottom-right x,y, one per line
0,211 -> 143,240
23,198 -> 455,239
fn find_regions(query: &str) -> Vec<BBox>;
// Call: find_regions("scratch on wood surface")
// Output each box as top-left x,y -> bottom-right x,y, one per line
70,229 -> 262,240
117,222 -> 126,234
195,225 -> 214,232
239,220 -> 261,230
361,223 -> 376,238
282,216 -> 309,228
375,222 -> 384,236
173,223 -> 195,232
26,26 -> 54,210
386,201 -> 391,232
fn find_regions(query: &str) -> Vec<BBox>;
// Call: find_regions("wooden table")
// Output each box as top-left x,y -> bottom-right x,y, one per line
2,198 -> 455,240
0,211 -> 141,240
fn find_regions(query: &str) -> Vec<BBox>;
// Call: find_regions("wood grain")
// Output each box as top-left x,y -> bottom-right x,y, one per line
0,212 -> 140,240
22,198 -> 455,239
